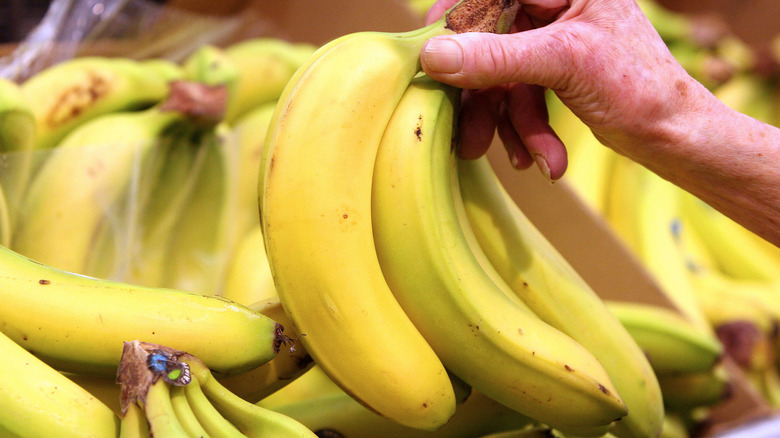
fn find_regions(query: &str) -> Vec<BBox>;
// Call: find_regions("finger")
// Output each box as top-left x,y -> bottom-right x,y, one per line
421,24 -> 574,90
505,83 -> 568,180
456,87 -> 506,160
496,102 -> 534,171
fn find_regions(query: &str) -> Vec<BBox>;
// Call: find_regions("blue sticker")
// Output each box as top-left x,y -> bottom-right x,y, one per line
146,350 -> 191,386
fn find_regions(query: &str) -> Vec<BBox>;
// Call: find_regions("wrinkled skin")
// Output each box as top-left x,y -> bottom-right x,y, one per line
422,0 -> 780,246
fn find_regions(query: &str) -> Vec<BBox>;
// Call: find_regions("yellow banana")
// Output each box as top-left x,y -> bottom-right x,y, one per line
223,38 -> 316,123
143,378 -> 190,438
218,297 -> 314,403
605,300 -> 723,375
160,126 -> 237,295
457,155 -> 661,438
21,56 -> 171,150
12,80 -> 225,276
0,77 -> 37,234
0,243 -> 283,376
183,354 -> 318,437
604,155 -> 713,334
0,77 -> 35,152
656,364 -> 733,412
183,375 -> 245,437
258,1 -> 521,430
0,330 -> 119,437
225,101 -> 276,241
372,76 -> 626,436
169,385 -> 213,438
118,402 -> 151,438
679,191 -> 780,282
221,224 -> 277,307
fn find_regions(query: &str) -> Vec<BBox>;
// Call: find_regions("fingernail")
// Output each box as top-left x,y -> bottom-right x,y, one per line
533,153 -> 552,182
423,38 -> 463,73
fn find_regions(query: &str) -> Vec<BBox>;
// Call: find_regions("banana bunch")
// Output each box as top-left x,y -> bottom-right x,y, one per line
116,341 -> 316,437
256,0 -> 673,435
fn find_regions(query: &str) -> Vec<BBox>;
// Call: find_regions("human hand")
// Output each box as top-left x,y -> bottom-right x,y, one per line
422,0 -> 704,180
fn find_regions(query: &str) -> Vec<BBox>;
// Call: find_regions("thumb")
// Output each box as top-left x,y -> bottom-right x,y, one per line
421,27 -> 571,90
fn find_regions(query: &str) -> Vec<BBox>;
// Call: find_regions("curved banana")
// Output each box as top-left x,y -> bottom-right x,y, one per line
604,155 -> 712,334
0,77 -> 35,152
183,375 -> 245,437
184,355 -> 318,437
143,378 -> 190,438
372,76 -> 627,436
0,184 -> 10,248
258,1 -> 521,429
0,243 -> 283,376
221,224 -> 277,307
656,364 -> 733,412
12,80 -> 224,276
139,58 -> 185,83
605,300 -> 723,375
169,385 -> 212,437
458,155 -> 663,438
223,38 -> 316,123
21,56 -> 171,150
0,330 -> 119,437
119,402 -> 151,438
226,101 -> 276,241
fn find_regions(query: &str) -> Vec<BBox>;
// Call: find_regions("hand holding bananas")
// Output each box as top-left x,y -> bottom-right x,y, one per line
421,0 -> 780,248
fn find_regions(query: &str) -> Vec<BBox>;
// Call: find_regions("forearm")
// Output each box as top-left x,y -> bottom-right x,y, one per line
617,82 -> 780,247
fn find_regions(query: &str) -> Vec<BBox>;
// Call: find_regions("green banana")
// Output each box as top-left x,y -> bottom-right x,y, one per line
258,1 -> 522,430
656,364 -> 733,412
0,243 -> 283,376
371,76 -> 626,436
0,330 -> 119,437
21,56 -> 171,150
605,300 -> 723,375
223,38 -> 316,123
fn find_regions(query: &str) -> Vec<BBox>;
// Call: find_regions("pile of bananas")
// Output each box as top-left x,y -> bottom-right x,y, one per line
0,0 -> 776,436
556,0 -> 780,435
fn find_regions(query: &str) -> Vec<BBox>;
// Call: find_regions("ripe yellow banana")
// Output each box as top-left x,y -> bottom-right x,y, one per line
223,38 -> 316,123
605,300 -> 723,375
0,77 -> 35,152
21,56 -> 171,150
218,297 -> 314,403
0,183 -> 10,248
12,80 -> 225,276
225,101 -> 276,241
258,0 -> 521,430
0,243 -> 283,376
169,385 -> 212,437
183,354 -> 318,437
0,330 -> 119,437
143,378 -> 190,438
221,224 -> 277,307
372,76 -> 626,436
118,402 -> 151,438
183,374 -> 245,437
457,155 -> 661,438
604,155 -> 712,334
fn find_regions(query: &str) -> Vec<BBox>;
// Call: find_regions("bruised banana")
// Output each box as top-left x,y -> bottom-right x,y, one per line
457,154 -> 660,438
605,301 -> 723,375
21,56 -> 171,150
259,0 -> 521,430
223,38 -> 316,123
0,243 -> 283,376
371,76 -> 626,436
0,330 -> 119,437
12,81 -> 225,276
